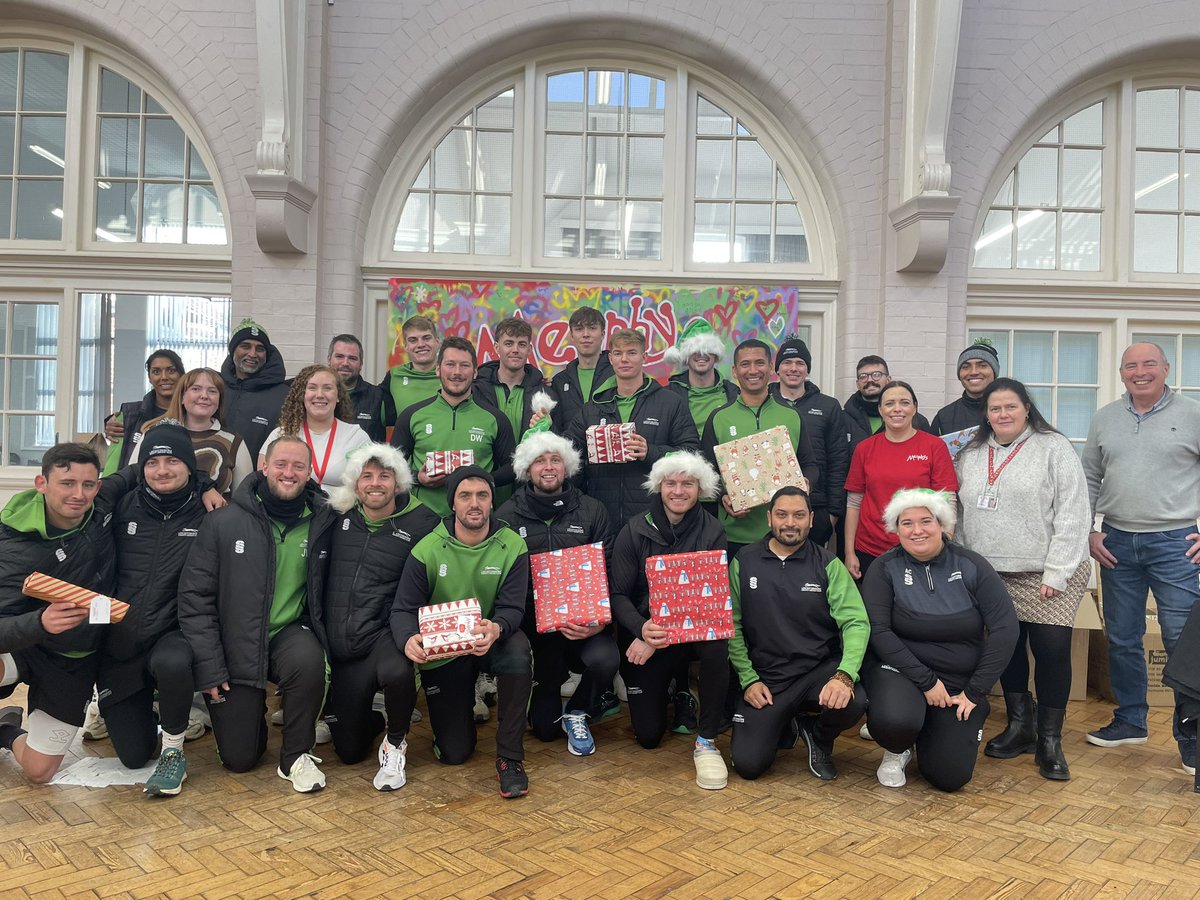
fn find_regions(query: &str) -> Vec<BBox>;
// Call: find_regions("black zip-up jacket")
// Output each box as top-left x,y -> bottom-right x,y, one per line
112,392 -> 168,470
930,393 -> 985,436
177,473 -> 335,691
842,391 -> 934,459
104,482 -> 208,662
608,497 -> 727,637
770,382 -> 850,513
861,541 -> 1018,704
220,348 -> 290,460
564,377 -> 700,539
550,352 -> 613,436
321,495 -> 440,662
665,371 -> 739,403
347,378 -> 387,442
471,360 -> 553,438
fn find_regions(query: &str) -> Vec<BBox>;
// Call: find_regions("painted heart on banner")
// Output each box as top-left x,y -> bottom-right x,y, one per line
767,315 -> 786,338
755,295 -> 782,322
708,299 -> 739,331
733,327 -> 758,344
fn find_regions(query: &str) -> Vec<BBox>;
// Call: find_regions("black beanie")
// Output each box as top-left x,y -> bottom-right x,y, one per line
775,337 -> 812,372
139,420 -> 198,479
957,341 -> 1000,375
444,465 -> 495,508
228,318 -> 272,355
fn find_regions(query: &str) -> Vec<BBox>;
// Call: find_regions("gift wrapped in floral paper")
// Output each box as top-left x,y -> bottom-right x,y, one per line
713,425 -> 809,513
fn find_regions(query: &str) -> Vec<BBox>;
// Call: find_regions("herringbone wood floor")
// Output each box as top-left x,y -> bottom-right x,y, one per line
1,688 -> 1197,899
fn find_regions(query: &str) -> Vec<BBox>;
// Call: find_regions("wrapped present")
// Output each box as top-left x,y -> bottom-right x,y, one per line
713,424 -> 810,513
418,598 -> 482,660
424,449 -> 474,477
940,426 -> 978,460
22,572 -> 129,623
645,550 -> 733,644
586,423 -> 636,464
531,542 -> 612,634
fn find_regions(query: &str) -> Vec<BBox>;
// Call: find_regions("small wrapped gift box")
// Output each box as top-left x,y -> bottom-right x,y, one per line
645,549 -> 733,644
585,423 -> 636,464
713,424 -> 809,513
22,572 -> 129,623
531,542 -> 612,634
424,449 -> 475,477
418,598 -> 482,660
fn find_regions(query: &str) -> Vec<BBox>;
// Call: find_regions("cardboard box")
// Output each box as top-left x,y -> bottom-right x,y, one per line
712,425 -> 809,513
1088,611 -> 1173,707
586,423 -> 636,464
418,598 -> 481,660
424,449 -> 474,477
646,549 -> 733,644
531,543 -> 612,634
989,590 -> 1102,703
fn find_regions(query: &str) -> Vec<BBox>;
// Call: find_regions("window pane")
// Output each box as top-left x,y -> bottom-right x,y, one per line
587,71 -> 624,132
0,51 -> 16,110
1185,154 -> 1200,211
7,359 -> 55,410
625,199 -> 662,260
13,179 -> 62,239
98,117 -> 140,178
1061,212 -> 1101,271
1057,332 -> 1098,383
1027,385 -> 1052,413
735,140 -> 773,200
394,192 -> 429,251
476,89 -> 514,129
1056,387 -> 1097,440
1187,90 -> 1200,149
695,139 -> 732,199
546,72 -> 584,131
1181,336 -> 1200,386
1134,212 -> 1178,272
411,159 -> 429,190
18,116 -> 65,175
143,118 -> 186,179
6,415 -> 55,466
0,301 -> 6,353
145,96 -> 167,116
628,74 -> 665,133
473,194 -> 510,255
188,145 -> 211,181
474,130 -> 512,193
1016,146 -> 1058,207
1063,102 -> 1103,145
20,51 -> 68,112
1135,150 -> 1180,209
1185,216 -> 1200,274
582,198 -> 620,258
626,136 -> 663,196
0,114 -> 13,174
186,183 -> 226,244
1012,331 -> 1053,382
0,180 -> 10,239
10,303 -> 57,354
543,198 -> 579,257
432,193 -> 469,253
433,131 -> 471,191
1015,209 -> 1056,268
545,134 -> 583,195
141,182 -> 184,242
776,171 -> 793,201
95,181 -> 137,240
586,135 -> 621,196
693,202 -> 731,263
968,331 -> 1009,377
774,204 -> 808,263
995,171 -> 1014,206
974,209 -> 1013,268
1061,148 -> 1102,207
733,203 -> 770,263
1137,88 -> 1180,148
99,68 -> 140,113
696,96 -> 732,135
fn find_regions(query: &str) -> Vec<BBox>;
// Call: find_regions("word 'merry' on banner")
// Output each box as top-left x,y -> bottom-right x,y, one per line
387,279 -> 807,379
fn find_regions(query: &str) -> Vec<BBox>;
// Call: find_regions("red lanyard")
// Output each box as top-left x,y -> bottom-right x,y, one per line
986,437 -> 1028,487
304,419 -> 338,484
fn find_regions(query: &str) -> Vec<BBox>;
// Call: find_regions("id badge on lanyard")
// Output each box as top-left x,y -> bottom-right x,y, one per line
977,439 -> 1028,512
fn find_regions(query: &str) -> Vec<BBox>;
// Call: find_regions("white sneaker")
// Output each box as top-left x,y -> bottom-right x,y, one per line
182,710 -> 207,742
374,738 -> 408,791
315,720 -> 332,744
877,749 -> 912,788
270,708 -> 284,725
411,708 -> 422,724
559,672 -> 582,698
859,723 -> 873,741
474,674 -> 492,723
278,753 -> 326,793
82,699 -> 108,741
694,743 -> 728,790
614,673 -> 628,703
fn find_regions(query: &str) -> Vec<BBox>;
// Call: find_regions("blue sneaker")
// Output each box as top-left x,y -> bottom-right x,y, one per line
561,709 -> 596,756
1086,719 -> 1148,747
143,748 -> 187,797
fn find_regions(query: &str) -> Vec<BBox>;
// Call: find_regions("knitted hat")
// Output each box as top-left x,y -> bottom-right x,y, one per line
139,420 -> 197,478
663,317 -> 726,368
775,336 -> 812,372
445,465 -> 495,508
327,443 -> 414,513
513,431 -> 581,482
882,488 -> 957,533
957,339 -> 999,376
228,317 -> 272,354
642,451 -> 719,500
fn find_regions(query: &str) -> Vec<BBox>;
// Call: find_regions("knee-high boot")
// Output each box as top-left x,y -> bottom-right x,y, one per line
984,691 -> 1036,758
1035,706 -> 1070,781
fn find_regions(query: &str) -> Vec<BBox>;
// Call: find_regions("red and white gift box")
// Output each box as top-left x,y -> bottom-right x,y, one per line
585,423 -> 636,464
645,549 -> 733,644
424,448 -> 474,477
418,598 -> 482,660
712,424 -> 809,513
531,542 -> 612,634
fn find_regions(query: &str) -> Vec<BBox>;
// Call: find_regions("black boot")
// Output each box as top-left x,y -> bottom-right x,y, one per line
1035,706 -> 1070,781
984,692 -> 1036,759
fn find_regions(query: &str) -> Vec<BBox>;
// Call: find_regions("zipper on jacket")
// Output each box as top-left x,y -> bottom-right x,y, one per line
923,563 -> 934,592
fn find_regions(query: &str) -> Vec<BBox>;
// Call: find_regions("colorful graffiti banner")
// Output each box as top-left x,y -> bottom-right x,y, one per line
387,279 -> 806,378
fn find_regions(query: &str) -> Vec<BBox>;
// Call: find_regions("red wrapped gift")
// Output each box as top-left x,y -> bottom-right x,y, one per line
418,598 -> 481,660
531,542 -> 612,634
585,423 -> 636,464
713,424 -> 809,513
645,550 -> 733,644
22,572 -> 129,623
424,449 -> 474,477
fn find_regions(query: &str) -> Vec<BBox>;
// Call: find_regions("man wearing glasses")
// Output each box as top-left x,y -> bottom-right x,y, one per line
842,356 -> 933,457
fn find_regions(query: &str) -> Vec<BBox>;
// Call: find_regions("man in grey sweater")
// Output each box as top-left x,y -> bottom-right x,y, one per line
1082,342 -> 1200,777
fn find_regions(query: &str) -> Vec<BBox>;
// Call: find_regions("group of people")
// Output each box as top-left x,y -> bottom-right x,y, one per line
1,305 -> 1198,802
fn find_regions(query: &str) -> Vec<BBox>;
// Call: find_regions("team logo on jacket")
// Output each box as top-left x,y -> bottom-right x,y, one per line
103,513 -> 112,527
801,582 -> 821,593
729,426 -> 738,436
127,522 -> 137,535
131,432 -> 143,444
903,568 -> 913,586
300,539 -> 309,559
177,528 -> 199,538
562,383 -> 570,391
235,540 -> 245,554
948,571 -> 962,582
749,576 -> 758,589
643,417 -> 659,427
342,518 -> 351,530
393,529 -> 411,542
566,524 -> 584,534
807,408 -> 823,416
518,526 -> 528,538
599,417 -> 607,425
438,563 -> 448,576
402,377 -> 409,386
252,416 -> 269,426
55,548 -> 67,562
425,423 -> 433,435
481,565 -> 502,576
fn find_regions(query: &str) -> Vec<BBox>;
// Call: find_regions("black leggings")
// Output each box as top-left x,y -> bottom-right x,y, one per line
731,659 -> 867,780
420,629 -> 532,763
326,636 -> 417,764
99,630 -> 195,768
528,626 -> 619,743
998,621 -> 1073,708
619,636 -> 729,746
863,663 -> 990,793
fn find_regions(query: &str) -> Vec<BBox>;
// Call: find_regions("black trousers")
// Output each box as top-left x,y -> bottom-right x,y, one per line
863,662 -> 990,793
731,658 -> 867,780
420,629 -> 532,763
527,625 -> 619,742
99,630 -> 195,769
619,635 -> 729,746
326,635 -> 417,764
206,623 -> 327,774
998,621 -> 1073,708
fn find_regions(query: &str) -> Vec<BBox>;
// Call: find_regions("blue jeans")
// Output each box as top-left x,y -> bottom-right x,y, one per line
1100,525 -> 1200,740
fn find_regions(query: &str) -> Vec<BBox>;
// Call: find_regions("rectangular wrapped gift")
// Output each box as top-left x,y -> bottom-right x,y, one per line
424,449 -> 474,477
645,549 -> 733,644
418,598 -> 482,660
585,423 -> 636,464
531,542 -> 612,634
713,424 -> 810,513
22,572 -> 129,623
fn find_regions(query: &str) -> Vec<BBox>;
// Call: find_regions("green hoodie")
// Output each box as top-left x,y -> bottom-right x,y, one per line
0,489 -> 91,540
383,364 -> 441,423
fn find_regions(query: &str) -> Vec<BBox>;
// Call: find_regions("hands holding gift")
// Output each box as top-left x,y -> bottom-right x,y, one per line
40,601 -> 89,634
627,619 -> 668,665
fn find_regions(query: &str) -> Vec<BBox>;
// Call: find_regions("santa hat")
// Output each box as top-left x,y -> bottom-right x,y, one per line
512,430 -> 581,482
327,443 -> 414,513
882,488 -> 957,533
663,317 -> 726,369
643,451 -> 719,500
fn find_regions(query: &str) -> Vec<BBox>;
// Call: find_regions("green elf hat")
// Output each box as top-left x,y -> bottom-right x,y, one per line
663,317 -> 727,369
519,391 -> 557,442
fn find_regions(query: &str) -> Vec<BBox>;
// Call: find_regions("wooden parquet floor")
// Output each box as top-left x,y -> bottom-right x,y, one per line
1,689 -> 1198,899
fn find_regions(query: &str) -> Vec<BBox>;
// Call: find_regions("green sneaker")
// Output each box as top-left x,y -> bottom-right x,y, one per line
144,748 -> 187,797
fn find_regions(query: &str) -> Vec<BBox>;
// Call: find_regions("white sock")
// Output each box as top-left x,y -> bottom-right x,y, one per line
161,731 -> 185,752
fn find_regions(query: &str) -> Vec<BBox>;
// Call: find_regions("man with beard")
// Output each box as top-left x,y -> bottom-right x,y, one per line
930,340 -> 1000,436
728,487 -> 868,782
550,307 -> 612,435
664,318 -> 738,438
322,444 -> 439,791
843,355 -> 933,454
327,334 -> 386,442
496,431 -> 616,757
178,436 -> 335,792
391,336 -> 516,518
220,319 -> 290,460
381,315 -> 442,430
392,466 -> 533,798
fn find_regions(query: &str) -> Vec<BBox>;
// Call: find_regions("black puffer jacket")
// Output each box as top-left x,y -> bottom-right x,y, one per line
348,379 -> 387,443
843,391 -> 934,459
550,352 -> 613,436
771,382 -> 851,512
220,349 -> 290,460
321,494 -> 440,662
177,473 -> 335,691
104,483 -> 208,661
564,377 -> 700,539
472,360 -> 553,438
930,393 -> 985,436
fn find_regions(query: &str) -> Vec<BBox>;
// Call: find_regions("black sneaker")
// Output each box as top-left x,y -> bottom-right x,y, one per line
1180,737 -> 1197,776
1086,719 -> 1148,747
672,691 -> 699,734
0,706 -> 22,729
496,756 -> 528,798
798,718 -> 838,781
777,716 -> 800,750
598,690 -> 621,720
